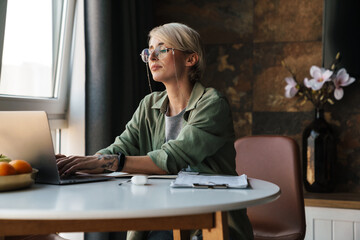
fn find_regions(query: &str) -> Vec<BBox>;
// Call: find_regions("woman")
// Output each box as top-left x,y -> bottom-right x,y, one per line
57,22 -> 253,240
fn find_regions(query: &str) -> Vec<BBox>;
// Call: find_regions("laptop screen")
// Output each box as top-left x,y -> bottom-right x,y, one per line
0,111 -> 60,183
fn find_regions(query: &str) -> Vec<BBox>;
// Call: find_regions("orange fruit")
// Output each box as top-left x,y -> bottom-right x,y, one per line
0,162 -> 17,176
9,160 -> 32,174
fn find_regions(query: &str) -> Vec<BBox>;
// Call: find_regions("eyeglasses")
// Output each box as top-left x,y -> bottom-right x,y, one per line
140,45 -> 175,63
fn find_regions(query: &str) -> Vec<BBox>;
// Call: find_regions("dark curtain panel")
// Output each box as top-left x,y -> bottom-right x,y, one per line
84,0 -> 157,156
84,1 -> 155,239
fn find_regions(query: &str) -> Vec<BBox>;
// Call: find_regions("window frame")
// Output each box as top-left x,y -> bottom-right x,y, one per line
0,0 -> 7,75
0,0 -> 76,122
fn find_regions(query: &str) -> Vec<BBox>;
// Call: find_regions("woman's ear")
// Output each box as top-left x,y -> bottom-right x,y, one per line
185,53 -> 199,67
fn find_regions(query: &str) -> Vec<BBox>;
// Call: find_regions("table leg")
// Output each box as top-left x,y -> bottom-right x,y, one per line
202,211 -> 229,240
173,229 -> 190,240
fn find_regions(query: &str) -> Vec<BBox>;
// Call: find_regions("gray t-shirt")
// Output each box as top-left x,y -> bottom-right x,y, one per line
165,108 -> 186,142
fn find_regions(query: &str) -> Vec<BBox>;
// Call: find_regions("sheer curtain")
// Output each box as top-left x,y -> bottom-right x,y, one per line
84,0 -> 154,239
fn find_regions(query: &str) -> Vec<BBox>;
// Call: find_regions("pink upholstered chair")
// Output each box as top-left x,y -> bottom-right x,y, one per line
235,135 -> 306,240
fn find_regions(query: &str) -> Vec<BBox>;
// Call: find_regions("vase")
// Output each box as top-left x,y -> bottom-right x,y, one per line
302,108 -> 336,193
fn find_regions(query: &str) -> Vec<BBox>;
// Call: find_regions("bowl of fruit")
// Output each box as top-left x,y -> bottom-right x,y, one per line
0,154 -> 38,191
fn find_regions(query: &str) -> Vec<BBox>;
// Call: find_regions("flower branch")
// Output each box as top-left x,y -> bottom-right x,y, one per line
283,53 -> 356,109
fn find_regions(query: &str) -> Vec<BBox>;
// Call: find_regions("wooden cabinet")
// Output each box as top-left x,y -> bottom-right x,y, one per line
304,193 -> 360,240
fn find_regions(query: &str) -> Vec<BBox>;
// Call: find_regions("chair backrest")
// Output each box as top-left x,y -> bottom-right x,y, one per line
235,135 -> 306,240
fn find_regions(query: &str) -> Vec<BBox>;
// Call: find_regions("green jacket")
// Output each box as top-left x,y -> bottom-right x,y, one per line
98,82 -> 253,239
99,82 -> 236,175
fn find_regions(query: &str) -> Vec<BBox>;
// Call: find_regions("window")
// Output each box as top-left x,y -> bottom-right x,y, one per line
0,0 -> 76,121
0,0 -> 54,98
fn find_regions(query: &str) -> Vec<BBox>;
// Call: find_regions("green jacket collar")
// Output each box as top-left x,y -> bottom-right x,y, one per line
151,82 -> 206,114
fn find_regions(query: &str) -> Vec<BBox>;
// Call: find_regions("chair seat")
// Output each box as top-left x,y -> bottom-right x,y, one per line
254,232 -> 304,240
253,221 -> 304,240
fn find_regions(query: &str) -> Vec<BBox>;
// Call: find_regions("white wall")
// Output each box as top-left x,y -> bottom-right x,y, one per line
60,0 -> 85,157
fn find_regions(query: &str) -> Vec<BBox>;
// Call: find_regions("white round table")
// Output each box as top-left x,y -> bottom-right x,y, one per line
0,177 -> 280,239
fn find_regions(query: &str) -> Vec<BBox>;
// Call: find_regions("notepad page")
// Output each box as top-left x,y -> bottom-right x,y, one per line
172,174 -> 248,188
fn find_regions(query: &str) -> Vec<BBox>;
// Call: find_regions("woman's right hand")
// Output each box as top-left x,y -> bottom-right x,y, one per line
56,154 -> 118,176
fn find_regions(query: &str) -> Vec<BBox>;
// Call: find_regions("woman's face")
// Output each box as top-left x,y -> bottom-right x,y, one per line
148,37 -> 187,83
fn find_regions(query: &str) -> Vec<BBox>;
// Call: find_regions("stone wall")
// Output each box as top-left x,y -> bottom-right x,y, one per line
153,0 -> 360,193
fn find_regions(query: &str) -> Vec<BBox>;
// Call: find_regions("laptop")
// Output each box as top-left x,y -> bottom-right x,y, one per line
0,111 -> 111,184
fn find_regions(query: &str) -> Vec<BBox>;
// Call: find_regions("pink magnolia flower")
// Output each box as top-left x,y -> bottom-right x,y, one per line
304,66 -> 333,90
333,68 -> 356,100
284,77 -> 298,98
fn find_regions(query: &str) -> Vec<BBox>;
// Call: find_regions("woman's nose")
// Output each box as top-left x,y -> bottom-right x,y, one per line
149,50 -> 158,61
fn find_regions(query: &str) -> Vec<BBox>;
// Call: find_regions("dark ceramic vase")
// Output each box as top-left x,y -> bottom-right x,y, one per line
302,108 -> 336,193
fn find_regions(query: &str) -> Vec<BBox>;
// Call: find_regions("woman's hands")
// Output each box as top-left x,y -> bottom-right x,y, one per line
56,154 -> 168,176
56,154 -> 118,176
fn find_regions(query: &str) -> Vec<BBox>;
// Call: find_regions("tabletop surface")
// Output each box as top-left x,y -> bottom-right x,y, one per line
0,178 -> 280,220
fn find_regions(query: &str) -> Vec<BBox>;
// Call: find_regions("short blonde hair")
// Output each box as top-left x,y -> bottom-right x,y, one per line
149,23 -> 205,82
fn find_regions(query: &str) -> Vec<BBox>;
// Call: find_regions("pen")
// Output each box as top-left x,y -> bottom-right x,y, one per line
118,179 -> 131,185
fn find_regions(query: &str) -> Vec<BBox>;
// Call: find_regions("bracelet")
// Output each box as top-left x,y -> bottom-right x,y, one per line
116,153 -> 126,172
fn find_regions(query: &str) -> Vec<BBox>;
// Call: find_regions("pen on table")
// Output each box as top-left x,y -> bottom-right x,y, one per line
118,179 -> 131,185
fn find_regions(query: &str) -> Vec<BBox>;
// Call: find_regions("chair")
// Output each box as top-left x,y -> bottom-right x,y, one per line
235,135 -> 306,240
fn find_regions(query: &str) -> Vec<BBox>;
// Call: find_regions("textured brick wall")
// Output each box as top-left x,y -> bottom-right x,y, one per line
154,0 -> 360,193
